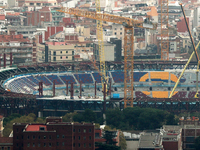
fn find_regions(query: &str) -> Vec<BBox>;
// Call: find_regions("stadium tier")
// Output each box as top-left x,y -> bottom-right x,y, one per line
3,71 -> 200,98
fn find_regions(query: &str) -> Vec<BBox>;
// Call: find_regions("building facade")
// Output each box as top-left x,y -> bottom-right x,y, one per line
13,118 -> 95,150
37,42 -> 74,63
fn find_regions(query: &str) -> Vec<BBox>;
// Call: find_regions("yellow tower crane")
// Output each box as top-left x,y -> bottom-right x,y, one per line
57,7 -> 157,107
95,0 -> 108,93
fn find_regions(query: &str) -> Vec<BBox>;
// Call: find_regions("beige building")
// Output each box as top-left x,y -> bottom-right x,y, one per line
112,24 -> 124,46
76,26 -> 90,39
37,42 -> 74,62
24,0 -> 57,6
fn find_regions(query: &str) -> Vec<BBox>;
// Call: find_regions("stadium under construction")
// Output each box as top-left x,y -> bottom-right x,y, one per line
0,61 -> 200,117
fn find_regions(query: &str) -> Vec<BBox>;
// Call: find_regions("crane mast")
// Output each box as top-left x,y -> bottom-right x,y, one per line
95,0 -> 108,93
57,7 -> 157,108
160,0 -> 169,60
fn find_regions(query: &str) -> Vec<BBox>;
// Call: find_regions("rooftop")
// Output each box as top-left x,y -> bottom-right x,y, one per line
26,124 -> 46,131
138,131 -> 163,149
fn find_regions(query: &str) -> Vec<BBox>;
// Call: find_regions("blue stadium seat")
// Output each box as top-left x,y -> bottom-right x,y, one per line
46,75 -> 63,85
74,73 -> 93,84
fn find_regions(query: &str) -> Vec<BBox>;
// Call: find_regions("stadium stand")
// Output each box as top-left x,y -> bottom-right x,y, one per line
92,73 -> 101,83
74,73 -> 94,83
111,71 -> 124,83
46,75 -> 63,85
35,75 -> 52,86
59,75 -> 76,84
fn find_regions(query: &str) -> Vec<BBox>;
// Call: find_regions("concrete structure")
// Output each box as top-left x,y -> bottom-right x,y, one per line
37,42 -> 74,63
13,117 -> 95,150
93,41 -> 115,61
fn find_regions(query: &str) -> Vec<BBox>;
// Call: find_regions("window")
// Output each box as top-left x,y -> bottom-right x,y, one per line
53,57 -> 56,61
84,143 -> 86,148
57,135 -> 59,139
89,129 -> 91,133
53,51 -> 56,55
79,143 -> 80,147
33,143 -> 35,147
73,129 -> 75,132
120,32 -> 122,35
60,56 -> 62,59
89,143 -> 91,148
38,143 -> 40,147
57,142 -> 59,146
49,135 -> 51,139
66,51 -> 68,53
22,136 -> 23,139
115,28 -> 117,30
83,136 -> 86,140
27,136 -> 29,139
78,129 -> 81,133
7,147 -> 10,150
74,136 -> 75,140
120,28 -> 122,30
1,147 -> 4,150
79,136 -> 80,140
62,135 -> 65,138
62,142 -> 65,146
60,51 -> 62,54
27,143 -> 30,147
16,136 -> 18,139
44,143 -> 46,147
83,129 -> 86,133
38,136 -> 40,139
114,32 -> 117,35
44,136 -> 46,139
49,143 -> 51,147
73,143 -> 75,147
89,136 -> 91,140
33,135 -> 35,139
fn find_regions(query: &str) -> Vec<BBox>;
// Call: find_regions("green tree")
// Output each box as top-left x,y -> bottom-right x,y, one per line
3,113 -> 45,137
106,108 -> 124,129
62,112 -> 77,122
119,131 -> 127,150
95,142 -> 120,150
72,109 -> 97,123
195,136 -> 200,150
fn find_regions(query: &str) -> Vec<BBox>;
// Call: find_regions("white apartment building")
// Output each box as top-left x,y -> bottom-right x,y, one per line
193,7 -> 200,28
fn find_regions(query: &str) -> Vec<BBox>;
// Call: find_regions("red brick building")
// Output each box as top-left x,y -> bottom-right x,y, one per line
177,17 -> 189,33
24,7 -> 52,26
13,117 -> 95,150
0,137 -> 13,150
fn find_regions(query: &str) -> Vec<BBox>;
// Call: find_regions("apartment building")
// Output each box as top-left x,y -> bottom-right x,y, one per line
37,42 -> 74,63
0,33 -> 34,65
13,117 -> 95,150
51,9 -> 65,26
24,0 -> 57,7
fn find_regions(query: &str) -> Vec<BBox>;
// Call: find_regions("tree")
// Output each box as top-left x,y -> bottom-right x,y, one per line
106,108 -> 124,129
119,131 -> 127,150
103,130 -> 117,145
3,113 -> 45,137
62,112 -> 77,122
195,136 -> 200,150
95,142 -> 120,150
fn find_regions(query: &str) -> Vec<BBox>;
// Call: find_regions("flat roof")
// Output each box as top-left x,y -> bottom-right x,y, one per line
26,125 -> 46,131
138,131 -> 163,148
